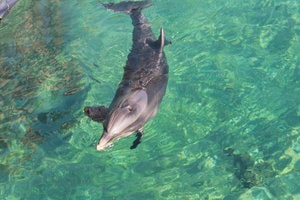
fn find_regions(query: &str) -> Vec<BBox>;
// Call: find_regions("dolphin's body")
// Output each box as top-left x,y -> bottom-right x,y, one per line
84,0 -> 169,151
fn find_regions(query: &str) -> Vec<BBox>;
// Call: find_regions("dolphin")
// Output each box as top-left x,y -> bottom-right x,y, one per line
84,0 -> 169,151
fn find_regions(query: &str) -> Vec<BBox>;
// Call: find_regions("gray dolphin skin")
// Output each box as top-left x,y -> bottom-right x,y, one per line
84,0 -> 169,151
0,0 -> 19,20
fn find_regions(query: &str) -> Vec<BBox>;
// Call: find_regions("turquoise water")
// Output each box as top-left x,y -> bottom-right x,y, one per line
1,0 -> 300,199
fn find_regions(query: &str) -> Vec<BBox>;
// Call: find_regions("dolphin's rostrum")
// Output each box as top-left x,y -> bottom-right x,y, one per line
84,0 -> 169,151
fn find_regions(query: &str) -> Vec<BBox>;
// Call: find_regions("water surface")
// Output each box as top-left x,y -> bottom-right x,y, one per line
0,0 -> 300,199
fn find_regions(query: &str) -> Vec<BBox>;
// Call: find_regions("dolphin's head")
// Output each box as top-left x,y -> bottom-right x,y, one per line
96,89 -> 151,151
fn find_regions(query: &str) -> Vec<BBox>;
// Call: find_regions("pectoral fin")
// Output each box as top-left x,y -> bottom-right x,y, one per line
130,128 -> 144,149
84,106 -> 107,122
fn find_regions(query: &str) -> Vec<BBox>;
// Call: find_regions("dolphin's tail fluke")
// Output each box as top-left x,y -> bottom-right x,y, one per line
101,0 -> 152,14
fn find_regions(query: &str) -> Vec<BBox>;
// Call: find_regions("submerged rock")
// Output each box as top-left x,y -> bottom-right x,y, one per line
224,147 -> 276,188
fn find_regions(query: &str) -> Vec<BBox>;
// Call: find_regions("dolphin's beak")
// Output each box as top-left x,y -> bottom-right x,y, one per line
96,132 -> 112,151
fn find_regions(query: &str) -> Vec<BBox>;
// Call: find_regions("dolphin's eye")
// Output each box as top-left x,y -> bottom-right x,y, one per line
121,102 -> 134,112
127,105 -> 133,112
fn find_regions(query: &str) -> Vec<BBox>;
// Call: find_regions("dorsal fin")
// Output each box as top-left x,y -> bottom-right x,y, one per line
147,26 -> 171,51
158,27 -> 165,52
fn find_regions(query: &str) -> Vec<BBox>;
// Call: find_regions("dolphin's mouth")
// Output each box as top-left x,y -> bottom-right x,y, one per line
96,141 -> 111,151
96,133 -> 113,151
96,130 -> 135,151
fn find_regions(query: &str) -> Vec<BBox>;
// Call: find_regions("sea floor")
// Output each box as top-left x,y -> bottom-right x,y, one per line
0,0 -> 299,199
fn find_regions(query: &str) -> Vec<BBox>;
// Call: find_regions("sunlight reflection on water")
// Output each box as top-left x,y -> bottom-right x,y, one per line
0,0 -> 300,199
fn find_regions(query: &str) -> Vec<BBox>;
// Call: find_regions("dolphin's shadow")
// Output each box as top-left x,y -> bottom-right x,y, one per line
32,87 -> 88,152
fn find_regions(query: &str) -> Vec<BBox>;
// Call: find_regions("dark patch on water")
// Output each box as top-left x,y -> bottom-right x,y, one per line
224,147 -> 276,188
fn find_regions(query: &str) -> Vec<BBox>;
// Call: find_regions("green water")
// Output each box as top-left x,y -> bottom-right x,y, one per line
1,0 -> 300,199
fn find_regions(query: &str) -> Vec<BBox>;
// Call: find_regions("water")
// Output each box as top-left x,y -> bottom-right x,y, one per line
0,0 -> 299,199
